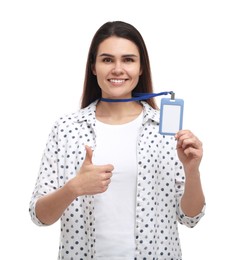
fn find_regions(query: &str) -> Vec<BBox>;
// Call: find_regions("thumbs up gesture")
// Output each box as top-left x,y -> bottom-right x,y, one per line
68,145 -> 114,196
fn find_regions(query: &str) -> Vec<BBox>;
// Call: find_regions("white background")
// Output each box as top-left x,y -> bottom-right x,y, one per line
1,0 -> 239,259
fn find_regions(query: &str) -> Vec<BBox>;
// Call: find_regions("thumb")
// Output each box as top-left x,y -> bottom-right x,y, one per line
83,145 -> 93,165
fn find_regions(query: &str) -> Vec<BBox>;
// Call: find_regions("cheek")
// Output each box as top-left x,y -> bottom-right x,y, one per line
132,66 -> 142,77
130,70 -> 141,81
94,69 -> 107,89
94,63 -> 109,77
129,65 -> 142,77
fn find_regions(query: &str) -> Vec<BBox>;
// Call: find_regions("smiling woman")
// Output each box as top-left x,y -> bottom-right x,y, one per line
81,21 -> 157,109
29,21 -> 205,260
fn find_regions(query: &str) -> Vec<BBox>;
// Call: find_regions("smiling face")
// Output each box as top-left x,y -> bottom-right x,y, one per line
92,36 -> 142,99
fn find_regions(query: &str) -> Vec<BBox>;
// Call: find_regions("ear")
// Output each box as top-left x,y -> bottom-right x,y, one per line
139,67 -> 143,76
91,64 -> 96,75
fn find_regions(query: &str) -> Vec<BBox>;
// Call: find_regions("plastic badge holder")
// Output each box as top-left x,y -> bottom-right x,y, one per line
159,98 -> 184,135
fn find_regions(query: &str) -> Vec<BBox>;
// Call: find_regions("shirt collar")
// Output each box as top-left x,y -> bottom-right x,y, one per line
75,100 -> 159,125
141,101 -> 159,124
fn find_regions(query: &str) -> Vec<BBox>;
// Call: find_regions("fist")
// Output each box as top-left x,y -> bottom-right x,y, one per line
68,145 -> 114,196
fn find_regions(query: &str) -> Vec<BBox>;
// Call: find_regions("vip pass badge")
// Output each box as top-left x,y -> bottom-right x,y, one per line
100,91 -> 184,136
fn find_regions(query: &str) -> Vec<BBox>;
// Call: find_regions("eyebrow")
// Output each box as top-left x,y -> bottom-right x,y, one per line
98,53 -> 139,58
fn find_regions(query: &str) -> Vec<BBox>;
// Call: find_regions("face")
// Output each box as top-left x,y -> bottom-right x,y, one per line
92,36 -> 142,99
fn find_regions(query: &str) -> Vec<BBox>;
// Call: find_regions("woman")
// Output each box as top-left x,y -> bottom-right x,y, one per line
29,21 -> 205,260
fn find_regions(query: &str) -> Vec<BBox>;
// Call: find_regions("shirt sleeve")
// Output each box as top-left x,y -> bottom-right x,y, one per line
29,121 -> 60,226
177,201 -> 206,228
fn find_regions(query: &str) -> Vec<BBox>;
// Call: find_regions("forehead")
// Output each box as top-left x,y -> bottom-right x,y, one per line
97,36 -> 140,56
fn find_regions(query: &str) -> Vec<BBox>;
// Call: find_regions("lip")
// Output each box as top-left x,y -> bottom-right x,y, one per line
108,78 -> 127,86
108,79 -> 127,83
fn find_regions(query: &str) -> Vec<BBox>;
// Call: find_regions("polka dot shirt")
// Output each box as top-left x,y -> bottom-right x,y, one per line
29,101 -> 205,260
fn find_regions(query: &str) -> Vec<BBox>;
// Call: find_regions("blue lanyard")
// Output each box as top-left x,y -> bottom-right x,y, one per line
100,91 -> 175,102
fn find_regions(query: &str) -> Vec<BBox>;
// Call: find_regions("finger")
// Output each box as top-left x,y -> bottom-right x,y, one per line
176,131 -> 201,148
175,129 -> 193,140
103,178 -> 111,186
83,145 -> 93,165
183,146 -> 202,159
96,164 -> 114,174
102,178 -> 112,192
182,136 -> 202,150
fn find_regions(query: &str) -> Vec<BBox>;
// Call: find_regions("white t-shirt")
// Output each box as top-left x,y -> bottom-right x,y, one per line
93,112 -> 143,259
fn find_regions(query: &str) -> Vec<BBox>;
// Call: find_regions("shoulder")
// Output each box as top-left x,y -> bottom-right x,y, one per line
52,101 -> 98,131
53,111 -> 81,128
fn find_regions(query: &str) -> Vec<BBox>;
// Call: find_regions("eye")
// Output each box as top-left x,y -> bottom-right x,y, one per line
102,57 -> 113,63
124,57 -> 134,63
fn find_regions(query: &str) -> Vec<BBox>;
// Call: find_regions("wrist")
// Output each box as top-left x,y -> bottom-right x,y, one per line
65,178 -> 82,199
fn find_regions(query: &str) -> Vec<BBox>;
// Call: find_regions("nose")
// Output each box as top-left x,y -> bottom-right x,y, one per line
112,61 -> 124,75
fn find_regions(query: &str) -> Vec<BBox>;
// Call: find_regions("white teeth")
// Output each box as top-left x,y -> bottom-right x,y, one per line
110,79 -> 125,83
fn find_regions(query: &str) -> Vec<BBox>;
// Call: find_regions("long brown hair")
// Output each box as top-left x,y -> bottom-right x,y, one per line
80,21 -> 157,109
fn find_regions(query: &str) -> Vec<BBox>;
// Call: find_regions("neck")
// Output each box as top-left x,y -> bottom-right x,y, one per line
96,101 -> 143,125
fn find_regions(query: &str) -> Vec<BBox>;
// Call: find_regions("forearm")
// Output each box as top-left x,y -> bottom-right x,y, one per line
35,182 -> 77,225
180,170 -> 205,217
34,147 -> 114,225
